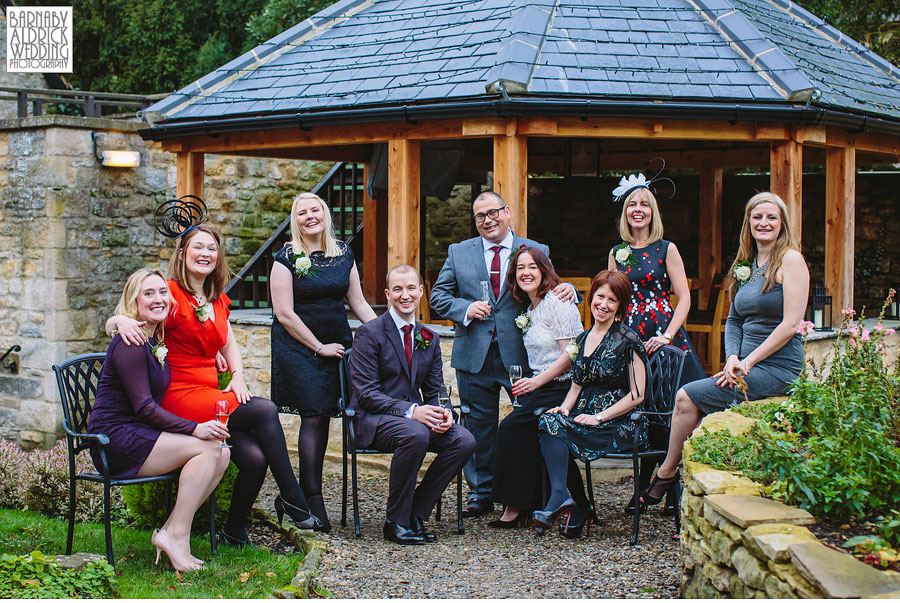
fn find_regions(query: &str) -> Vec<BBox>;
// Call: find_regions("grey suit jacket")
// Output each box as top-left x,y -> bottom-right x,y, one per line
348,311 -> 445,449
429,233 -> 549,374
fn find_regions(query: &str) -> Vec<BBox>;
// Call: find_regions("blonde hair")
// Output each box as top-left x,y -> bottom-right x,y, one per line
618,187 -> 664,245
167,224 -> 231,301
289,192 -> 342,258
115,268 -> 171,339
726,192 -> 801,298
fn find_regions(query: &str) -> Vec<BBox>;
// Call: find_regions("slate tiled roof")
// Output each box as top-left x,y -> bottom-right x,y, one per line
146,0 -> 900,124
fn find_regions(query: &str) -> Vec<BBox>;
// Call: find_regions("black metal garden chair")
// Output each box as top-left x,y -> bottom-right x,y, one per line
337,350 -> 464,538
536,344 -> 687,544
53,352 -> 217,566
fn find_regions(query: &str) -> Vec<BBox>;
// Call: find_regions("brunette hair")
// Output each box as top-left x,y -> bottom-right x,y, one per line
618,187 -> 664,245
167,224 -> 231,301
507,247 -> 560,303
289,192 -> 342,258
588,270 -> 631,321
726,192 -> 801,298
115,268 -> 171,339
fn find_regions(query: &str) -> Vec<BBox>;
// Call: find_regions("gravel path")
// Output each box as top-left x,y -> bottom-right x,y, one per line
259,471 -> 681,598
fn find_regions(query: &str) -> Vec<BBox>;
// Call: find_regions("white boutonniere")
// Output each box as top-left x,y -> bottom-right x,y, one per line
733,261 -> 752,286
613,242 -> 637,268
293,250 -> 317,278
194,303 -> 211,323
566,340 -> 580,363
151,341 -> 168,369
515,312 -> 531,334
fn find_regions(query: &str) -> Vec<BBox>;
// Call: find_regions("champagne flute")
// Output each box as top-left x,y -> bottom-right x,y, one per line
214,399 -> 232,448
480,281 -> 491,303
438,384 -> 452,408
509,365 -> 523,408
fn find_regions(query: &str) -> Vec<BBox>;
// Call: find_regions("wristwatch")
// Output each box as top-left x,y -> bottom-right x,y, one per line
663,332 -> 673,343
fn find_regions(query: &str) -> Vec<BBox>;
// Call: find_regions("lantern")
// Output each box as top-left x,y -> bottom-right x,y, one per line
807,284 -> 832,331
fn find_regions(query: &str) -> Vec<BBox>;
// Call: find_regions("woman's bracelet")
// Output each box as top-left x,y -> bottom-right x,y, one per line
662,332 -> 673,342
314,344 -> 323,356
595,412 -> 604,422
232,369 -> 244,375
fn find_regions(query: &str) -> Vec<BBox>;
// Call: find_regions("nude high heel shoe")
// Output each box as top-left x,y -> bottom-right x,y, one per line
151,528 -> 203,572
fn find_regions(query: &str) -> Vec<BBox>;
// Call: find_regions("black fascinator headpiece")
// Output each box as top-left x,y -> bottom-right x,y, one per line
155,195 -> 208,239
611,157 -> 676,203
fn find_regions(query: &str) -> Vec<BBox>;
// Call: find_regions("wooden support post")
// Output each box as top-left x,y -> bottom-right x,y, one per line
361,163 -> 388,303
825,147 -> 855,324
698,167 -> 723,310
176,151 -> 205,199
769,140 -> 803,244
493,132 -> 528,236
387,139 -> 420,272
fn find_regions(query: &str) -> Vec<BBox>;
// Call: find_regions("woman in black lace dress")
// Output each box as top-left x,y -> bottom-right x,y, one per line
534,270 -> 648,531
270,192 -> 377,531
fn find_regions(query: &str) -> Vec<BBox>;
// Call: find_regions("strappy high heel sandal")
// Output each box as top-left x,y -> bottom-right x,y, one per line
274,495 -> 320,530
639,469 -> 680,506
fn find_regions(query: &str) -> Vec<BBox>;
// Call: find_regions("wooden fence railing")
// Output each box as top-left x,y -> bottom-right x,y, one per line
225,162 -> 366,309
0,86 -> 164,118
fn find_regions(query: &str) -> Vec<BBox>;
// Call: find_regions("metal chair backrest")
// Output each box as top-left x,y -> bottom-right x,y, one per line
53,353 -> 106,455
644,345 -> 687,421
337,349 -> 352,414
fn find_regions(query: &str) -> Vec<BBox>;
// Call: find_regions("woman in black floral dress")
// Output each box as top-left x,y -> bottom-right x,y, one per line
608,183 -> 705,514
270,192 -> 377,531
534,271 -> 648,531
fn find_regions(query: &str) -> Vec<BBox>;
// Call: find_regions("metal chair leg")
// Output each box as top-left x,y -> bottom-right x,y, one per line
209,491 -> 217,555
103,481 -> 115,567
456,470 -> 464,534
66,475 -> 76,555
584,461 -> 598,521
630,456 -> 642,546
436,497 -> 442,521
341,430 -> 348,528
351,451 -> 361,538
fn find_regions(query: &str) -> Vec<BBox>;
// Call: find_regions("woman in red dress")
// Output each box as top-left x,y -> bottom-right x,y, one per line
109,209 -> 321,545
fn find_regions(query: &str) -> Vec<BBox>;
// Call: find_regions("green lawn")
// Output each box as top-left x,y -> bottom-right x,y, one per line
0,509 -> 306,598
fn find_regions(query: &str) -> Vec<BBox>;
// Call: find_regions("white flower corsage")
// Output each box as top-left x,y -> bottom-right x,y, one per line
151,341 -> 168,369
194,303 -> 211,323
566,340 -> 580,363
293,250 -> 317,278
733,261 -> 752,286
613,242 -> 637,268
515,312 -> 531,334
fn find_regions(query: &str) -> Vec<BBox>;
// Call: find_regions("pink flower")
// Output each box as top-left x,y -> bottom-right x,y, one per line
861,330 -> 871,341
849,338 -> 857,349
848,325 -> 859,337
887,328 -> 896,336
874,323 -> 884,332
842,307 -> 857,318
797,320 -> 816,336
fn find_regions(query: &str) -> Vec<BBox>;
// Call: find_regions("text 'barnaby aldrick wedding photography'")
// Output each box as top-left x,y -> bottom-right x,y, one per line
6,6 -> 72,73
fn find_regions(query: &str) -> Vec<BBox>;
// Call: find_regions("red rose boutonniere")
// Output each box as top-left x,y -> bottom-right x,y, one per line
414,327 -> 434,350
508,243 -> 528,260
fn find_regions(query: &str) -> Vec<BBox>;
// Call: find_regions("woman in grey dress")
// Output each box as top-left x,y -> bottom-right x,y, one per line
641,192 -> 809,506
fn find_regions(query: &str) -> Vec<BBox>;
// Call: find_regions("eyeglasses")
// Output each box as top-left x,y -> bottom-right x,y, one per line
473,206 -> 507,224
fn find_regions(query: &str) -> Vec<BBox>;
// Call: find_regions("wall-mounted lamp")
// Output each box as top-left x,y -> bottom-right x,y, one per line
92,132 -> 141,168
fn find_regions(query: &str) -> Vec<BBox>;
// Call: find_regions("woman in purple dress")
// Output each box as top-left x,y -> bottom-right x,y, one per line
88,268 -> 230,572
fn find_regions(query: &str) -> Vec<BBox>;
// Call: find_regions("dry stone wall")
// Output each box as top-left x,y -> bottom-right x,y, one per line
0,116 -> 330,448
680,404 -> 900,598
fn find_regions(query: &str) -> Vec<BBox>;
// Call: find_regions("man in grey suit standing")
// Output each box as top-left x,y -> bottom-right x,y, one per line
429,191 -> 574,517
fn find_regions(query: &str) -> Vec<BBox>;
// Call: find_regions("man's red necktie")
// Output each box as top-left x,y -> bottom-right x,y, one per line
402,324 -> 413,369
490,245 -> 503,299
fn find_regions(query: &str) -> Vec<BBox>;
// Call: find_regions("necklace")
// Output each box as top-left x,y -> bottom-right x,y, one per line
191,291 -> 206,305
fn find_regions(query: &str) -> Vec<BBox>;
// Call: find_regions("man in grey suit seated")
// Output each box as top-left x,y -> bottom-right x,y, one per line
350,265 -> 475,544
429,191 -> 575,518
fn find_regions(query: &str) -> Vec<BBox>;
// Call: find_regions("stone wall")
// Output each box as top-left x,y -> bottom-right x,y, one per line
680,405 -> 900,598
0,116 -> 330,448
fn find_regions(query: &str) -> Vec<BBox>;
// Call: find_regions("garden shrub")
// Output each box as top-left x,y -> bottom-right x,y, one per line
18,441 -> 125,523
0,438 -> 25,508
0,550 -> 116,598
691,302 -> 900,522
123,461 -> 238,531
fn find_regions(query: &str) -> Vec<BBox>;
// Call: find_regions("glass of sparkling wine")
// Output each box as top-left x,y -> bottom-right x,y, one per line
214,399 -> 232,448
480,281 -> 491,303
438,384 -> 452,407
509,365 -> 523,408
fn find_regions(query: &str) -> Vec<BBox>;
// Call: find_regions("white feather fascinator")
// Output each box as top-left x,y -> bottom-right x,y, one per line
611,158 -> 675,203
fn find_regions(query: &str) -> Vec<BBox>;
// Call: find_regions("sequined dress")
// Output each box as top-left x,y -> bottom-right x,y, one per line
538,321 -> 649,460
271,242 -> 355,416
614,239 -> 705,384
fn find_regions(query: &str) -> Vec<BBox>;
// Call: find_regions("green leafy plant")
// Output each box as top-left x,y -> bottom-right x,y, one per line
0,550 -> 116,598
691,294 -> 900,521
0,438 -> 24,508
122,462 -> 238,532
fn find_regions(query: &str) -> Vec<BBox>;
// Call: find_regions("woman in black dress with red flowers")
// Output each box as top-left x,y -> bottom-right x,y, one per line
270,192 -> 377,531
89,268 -> 230,572
608,180 -> 705,513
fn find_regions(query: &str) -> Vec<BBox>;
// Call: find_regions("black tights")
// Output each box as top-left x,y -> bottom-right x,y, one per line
225,397 -> 309,535
297,415 -> 331,526
539,431 -> 590,511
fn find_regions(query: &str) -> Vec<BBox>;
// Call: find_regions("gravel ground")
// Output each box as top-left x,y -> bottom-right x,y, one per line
259,471 -> 681,598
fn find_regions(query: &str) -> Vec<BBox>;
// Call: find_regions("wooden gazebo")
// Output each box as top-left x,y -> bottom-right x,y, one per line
141,0 -> 900,325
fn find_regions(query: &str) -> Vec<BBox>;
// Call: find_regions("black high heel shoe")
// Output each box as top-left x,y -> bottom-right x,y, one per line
274,495 -> 320,530
559,505 -> 592,539
219,528 -> 251,548
488,511 -> 525,529
640,470 -> 680,506
532,497 -> 576,528
624,493 -> 646,516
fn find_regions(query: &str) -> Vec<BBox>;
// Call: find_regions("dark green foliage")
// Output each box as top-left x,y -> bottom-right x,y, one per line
691,307 -> 900,521
244,0 -> 332,50
796,1 -> 900,65
0,551 -> 116,599
122,462 -> 238,532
